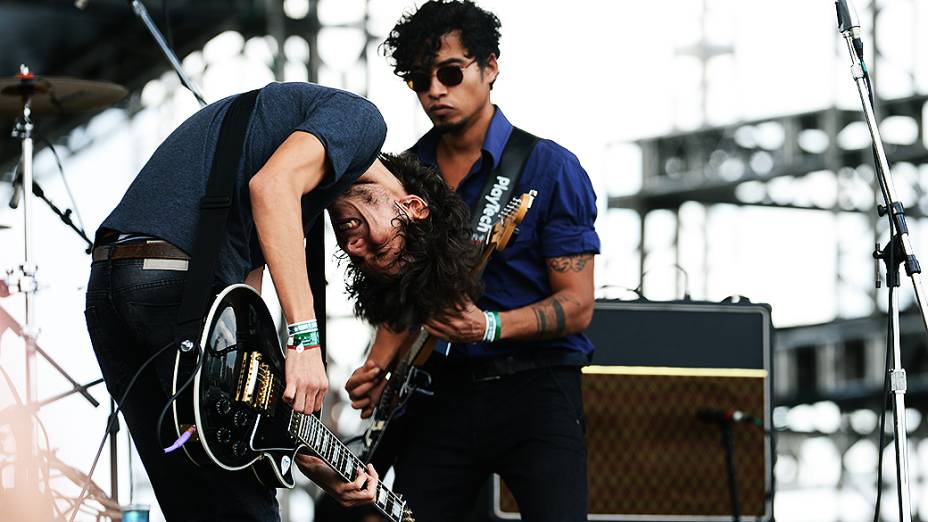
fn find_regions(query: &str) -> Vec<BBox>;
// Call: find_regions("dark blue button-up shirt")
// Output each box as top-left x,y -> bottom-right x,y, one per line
411,108 -> 601,359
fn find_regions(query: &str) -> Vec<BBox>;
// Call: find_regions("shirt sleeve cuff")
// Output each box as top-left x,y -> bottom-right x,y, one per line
541,228 -> 600,258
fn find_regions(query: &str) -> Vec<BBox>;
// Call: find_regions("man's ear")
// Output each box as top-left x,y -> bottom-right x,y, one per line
484,53 -> 499,85
399,195 -> 430,220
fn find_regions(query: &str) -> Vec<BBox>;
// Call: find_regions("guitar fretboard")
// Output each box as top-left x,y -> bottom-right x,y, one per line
288,412 -> 406,521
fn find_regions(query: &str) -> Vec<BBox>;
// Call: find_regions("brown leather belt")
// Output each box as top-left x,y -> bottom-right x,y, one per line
92,241 -> 190,262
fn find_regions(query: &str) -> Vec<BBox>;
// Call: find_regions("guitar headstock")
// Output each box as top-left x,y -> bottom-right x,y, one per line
486,190 -> 537,252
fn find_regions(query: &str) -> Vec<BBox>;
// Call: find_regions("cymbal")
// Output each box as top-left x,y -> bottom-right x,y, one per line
0,75 -> 127,116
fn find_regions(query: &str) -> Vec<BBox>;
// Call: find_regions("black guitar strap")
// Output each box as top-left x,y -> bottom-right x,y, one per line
436,126 -> 539,357
305,219 -> 326,364
469,126 -> 539,242
174,90 -> 259,348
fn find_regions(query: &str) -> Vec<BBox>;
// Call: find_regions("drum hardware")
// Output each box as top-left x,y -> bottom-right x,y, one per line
1,65 -> 127,520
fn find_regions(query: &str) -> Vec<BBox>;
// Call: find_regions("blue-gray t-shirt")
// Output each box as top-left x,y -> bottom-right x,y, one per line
100,82 -> 387,285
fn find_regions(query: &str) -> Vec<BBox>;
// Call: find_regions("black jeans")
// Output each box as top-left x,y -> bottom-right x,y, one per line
84,258 -> 279,522
393,362 -> 588,522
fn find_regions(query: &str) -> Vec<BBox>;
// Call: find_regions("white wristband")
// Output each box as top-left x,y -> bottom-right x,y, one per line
482,310 -> 496,343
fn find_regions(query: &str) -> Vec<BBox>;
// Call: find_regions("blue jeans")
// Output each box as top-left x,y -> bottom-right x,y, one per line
84,257 -> 280,522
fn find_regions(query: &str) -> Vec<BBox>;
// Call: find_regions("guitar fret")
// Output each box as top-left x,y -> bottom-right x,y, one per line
290,412 -> 405,522
377,484 -> 388,507
343,454 -> 353,477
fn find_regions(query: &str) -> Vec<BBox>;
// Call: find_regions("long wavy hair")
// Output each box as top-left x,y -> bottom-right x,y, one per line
343,152 -> 482,330
381,0 -> 502,85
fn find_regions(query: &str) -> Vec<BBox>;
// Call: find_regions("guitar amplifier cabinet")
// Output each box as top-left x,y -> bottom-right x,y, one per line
491,299 -> 774,522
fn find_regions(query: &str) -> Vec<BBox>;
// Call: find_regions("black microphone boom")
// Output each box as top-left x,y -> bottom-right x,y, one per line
697,408 -> 757,426
834,0 -> 860,33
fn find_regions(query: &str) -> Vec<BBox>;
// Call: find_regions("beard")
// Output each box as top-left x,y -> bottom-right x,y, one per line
432,114 -> 470,135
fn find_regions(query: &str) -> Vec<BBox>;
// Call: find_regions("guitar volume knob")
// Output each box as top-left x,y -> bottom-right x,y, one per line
232,441 -> 248,457
215,398 -> 232,415
233,410 -> 249,427
215,428 -> 232,444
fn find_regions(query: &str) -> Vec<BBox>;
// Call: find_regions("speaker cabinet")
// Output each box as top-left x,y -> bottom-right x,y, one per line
492,299 -> 774,522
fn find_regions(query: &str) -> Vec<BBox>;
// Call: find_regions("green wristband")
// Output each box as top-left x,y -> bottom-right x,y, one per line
493,311 -> 502,341
289,329 -> 320,348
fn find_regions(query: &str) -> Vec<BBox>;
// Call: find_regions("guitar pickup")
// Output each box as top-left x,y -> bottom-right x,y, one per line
235,351 -> 262,405
255,365 -> 278,415
235,351 -> 278,415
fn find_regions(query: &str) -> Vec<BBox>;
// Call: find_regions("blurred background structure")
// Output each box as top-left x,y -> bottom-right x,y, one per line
1,0 -> 928,520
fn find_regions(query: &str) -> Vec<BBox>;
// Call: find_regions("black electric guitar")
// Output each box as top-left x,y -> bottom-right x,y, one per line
359,190 -> 537,469
171,285 -> 414,522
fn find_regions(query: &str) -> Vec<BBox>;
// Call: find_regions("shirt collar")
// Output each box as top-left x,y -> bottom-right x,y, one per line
413,106 -> 513,170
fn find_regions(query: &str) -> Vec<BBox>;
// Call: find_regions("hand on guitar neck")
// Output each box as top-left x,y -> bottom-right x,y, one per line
422,298 -> 489,343
295,455 -> 380,507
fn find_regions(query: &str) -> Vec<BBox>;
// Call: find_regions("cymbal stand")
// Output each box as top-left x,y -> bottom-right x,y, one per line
11,65 -> 39,416
8,63 -> 42,517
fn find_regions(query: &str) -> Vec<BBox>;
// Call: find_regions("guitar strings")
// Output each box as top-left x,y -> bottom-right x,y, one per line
292,410 -> 405,511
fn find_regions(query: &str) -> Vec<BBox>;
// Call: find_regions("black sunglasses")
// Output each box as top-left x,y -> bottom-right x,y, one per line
405,58 -> 478,93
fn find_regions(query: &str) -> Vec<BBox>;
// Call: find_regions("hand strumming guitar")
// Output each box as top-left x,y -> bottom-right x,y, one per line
283,348 -> 328,414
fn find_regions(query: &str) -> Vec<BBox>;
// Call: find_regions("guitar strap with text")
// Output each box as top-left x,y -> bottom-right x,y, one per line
469,126 -> 539,242
436,126 -> 539,357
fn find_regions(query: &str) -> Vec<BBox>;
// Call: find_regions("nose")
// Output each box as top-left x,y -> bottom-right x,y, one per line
343,236 -> 368,257
427,73 -> 447,99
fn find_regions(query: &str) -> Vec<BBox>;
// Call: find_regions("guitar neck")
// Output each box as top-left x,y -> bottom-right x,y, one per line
288,412 -> 406,521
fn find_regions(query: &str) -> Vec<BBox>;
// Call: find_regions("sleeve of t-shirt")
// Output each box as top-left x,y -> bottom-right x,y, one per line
294,91 -> 387,188
539,147 -> 601,258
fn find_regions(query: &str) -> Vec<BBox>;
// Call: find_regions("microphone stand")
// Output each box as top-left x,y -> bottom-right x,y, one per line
126,0 -> 207,108
835,2 -> 920,520
720,423 -> 740,522
11,172 -> 94,254
31,180 -> 94,254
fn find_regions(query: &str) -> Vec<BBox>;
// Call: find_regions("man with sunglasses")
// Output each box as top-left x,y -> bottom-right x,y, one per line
346,1 -> 600,520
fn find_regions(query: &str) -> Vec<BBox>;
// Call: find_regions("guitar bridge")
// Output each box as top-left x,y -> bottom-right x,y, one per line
235,351 -> 278,415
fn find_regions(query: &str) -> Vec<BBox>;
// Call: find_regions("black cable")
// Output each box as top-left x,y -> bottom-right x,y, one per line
155,345 -> 204,453
67,338 -> 177,522
872,132 -> 898,522
873,307 -> 892,522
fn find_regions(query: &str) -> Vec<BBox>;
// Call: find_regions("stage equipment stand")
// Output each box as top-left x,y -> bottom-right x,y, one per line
836,1 -> 925,520
126,0 -> 207,108
10,66 -> 42,510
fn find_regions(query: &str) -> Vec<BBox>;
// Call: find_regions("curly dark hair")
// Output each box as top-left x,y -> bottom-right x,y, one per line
382,0 -> 501,81
343,152 -> 482,330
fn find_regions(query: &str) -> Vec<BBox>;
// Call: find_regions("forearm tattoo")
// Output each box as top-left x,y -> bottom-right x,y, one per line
546,253 -> 594,273
531,294 -> 581,337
